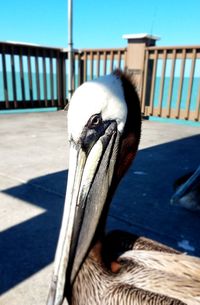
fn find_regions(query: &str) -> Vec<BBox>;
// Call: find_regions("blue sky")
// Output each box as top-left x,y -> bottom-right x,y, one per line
1,0 -> 200,49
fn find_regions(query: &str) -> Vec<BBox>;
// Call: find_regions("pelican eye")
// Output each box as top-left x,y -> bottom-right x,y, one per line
87,114 -> 102,129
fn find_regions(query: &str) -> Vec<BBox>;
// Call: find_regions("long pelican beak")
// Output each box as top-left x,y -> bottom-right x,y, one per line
47,121 -> 120,305
171,165 -> 200,209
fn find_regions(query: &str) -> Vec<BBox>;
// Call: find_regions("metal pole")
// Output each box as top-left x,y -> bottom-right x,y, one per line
68,0 -> 73,100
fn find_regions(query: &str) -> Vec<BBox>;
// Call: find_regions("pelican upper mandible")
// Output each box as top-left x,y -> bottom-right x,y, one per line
47,70 -> 200,305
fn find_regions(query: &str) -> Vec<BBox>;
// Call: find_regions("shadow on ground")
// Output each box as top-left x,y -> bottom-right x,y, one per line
109,134 -> 200,255
1,134 -> 200,294
0,171 -> 68,294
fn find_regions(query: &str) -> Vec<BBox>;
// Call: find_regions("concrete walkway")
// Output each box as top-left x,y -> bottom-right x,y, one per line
0,111 -> 200,305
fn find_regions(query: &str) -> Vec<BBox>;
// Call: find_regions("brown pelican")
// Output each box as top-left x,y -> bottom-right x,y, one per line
47,70 -> 200,305
171,165 -> 200,211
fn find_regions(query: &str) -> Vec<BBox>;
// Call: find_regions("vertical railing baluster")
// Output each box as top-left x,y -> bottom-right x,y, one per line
63,52 -> 67,103
50,50 -> 55,106
90,51 -> 93,80
78,52 -> 84,86
141,49 -> 149,114
149,50 -> 158,115
19,48 -> 25,107
57,50 -> 66,107
56,51 -> 61,107
157,49 -> 167,116
2,45 -> 9,108
42,49 -> 48,107
96,51 -> 100,77
124,48 -> 128,71
83,51 -> 87,82
11,46 -> 17,108
185,48 -> 196,120
27,48 -> 33,106
195,80 -> 200,121
166,49 -> 176,117
110,50 -> 114,72
117,50 -> 121,69
103,51 -> 107,75
176,49 -> 186,119
35,49 -> 41,106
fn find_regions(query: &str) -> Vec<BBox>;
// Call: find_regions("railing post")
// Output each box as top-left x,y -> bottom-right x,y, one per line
122,33 -> 159,100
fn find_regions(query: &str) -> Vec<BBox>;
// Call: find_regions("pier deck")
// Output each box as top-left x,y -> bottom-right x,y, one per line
0,111 -> 200,305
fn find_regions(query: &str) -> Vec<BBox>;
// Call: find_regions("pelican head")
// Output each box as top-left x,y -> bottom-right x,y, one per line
47,70 -> 141,305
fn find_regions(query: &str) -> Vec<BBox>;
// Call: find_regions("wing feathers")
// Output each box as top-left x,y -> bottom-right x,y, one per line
117,250 -> 200,305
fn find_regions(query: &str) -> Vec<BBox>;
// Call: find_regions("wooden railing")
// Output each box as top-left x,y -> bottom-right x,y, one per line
74,48 -> 126,84
0,42 -> 68,109
0,42 -> 126,110
141,46 -> 200,121
0,41 -> 200,122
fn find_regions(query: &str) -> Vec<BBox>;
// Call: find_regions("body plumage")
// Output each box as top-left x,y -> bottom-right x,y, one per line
72,234 -> 200,305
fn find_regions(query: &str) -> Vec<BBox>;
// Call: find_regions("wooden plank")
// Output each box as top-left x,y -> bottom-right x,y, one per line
27,49 -> 33,106
35,49 -> 41,105
1,46 -> 9,108
63,57 -> 67,103
78,47 -> 126,53
78,53 -> 83,86
11,47 -> 17,108
103,51 -> 107,75
56,51 -> 61,107
117,50 -> 121,69
83,51 -> 87,82
146,45 -> 200,52
19,48 -> 26,106
57,50 -> 66,107
96,51 -> 100,77
124,48 -> 128,70
141,50 -> 149,114
157,49 -> 167,116
166,49 -> 176,118
42,50 -> 48,106
0,41 -> 63,57
185,49 -> 196,119
49,51 -> 55,106
175,49 -> 186,118
195,80 -> 200,121
149,50 -> 158,115
110,50 -> 114,72
90,51 -> 94,80
148,49 -> 200,60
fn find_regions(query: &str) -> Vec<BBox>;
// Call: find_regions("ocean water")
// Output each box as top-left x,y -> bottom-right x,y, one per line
153,77 -> 200,111
0,72 -> 199,112
0,71 -> 58,101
